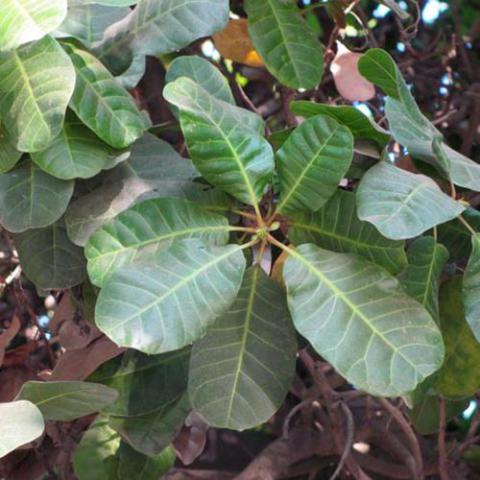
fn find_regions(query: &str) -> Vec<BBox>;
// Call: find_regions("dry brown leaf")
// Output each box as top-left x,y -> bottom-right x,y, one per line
213,18 -> 264,67
331,42 -> 375,102
48,335 -> 125,381
0,315 -> 21,366
50,293 -> 102,350
173,412 -> 209,466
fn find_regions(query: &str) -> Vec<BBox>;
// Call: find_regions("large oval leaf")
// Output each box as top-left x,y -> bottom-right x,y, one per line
166,55 -> 234,105
86,197 -> 232,287
73,417 -> 121,480
290,101 -> 390,149
96,0 -> 229,74
359,48 -> 480,192
288,189 -> 407,274
109,394 -> 190,456
244,0 -> 323,89
0,400 -> 45,458
189,267 -> 296,430
0,36 -> 75,152
17,381 -> 118,421
164,77 -> 274,206
0,0 -> 67,52
437,208 -> 480,260
435,277 -> 480,397
399,236 -> 449,321
118,443 -> 175,480
0,127 -> 22,174
65,44 -> 151,149
96,239 -> 246,354
56,1 -> 130,49
276,115 -> 353,215
283,243 -> 444,396
357,161 -> 464,240
0,161 -> 74,232
463,234 -> 480,341
64,134 -> 198,246
89,349 -> 189,417
31,116 -> 130,180
14,221 -> 87,289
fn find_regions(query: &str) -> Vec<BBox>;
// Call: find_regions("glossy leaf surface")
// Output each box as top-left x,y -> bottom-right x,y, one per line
244,0 -> 323,89
86,197 -> 231,287
289,189 -> 407,274
0,36 -> 75,152
357,161 -> 464,240
0,161 -> 74,232
276,115 -> 353,215
95,240 -> 246,354
284,244 -> 444,396
189,267 -> 297,430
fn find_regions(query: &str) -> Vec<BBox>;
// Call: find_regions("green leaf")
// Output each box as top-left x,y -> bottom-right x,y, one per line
283,243 -> 444,396
17,381 -> 118,421
463,234 -> 480,341
288,189 -> 407,274
166,55 -> 234,105
86,197 -> 232,287
65,43 -> 151,149
0,0 -> 67,52
437,208 -> 480,260
109,394 -> 190,456
64,134 -> 198,246
95,0 -> 229,74
0,127 -> 22,174
399,237 -> 449,320
276,115 -> 353,215
96,239 -> 246,354
435,277 -> 480,398
0,401 -> 45,458
89,349 -> 190,417
357,161 -> 464,240
118,443 -> 175,480
0,161 -> 74,232
13,221 -> 87,289
189,267 -> 296,430
290,102 -> 390,149
56,1 -> 130,49
115,55 -> 146,90
31,115 -> 130,180
0,36 -> 75,152
164,77 -> 274,206
73,417 -> 121,480
244,0 -> 323,89
358,48 -> 403,99
359,49 -> 480,192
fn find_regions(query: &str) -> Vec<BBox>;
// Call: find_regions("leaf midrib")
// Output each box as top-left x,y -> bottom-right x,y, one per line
88,224 -> 233,261
288,246 -> 422,373
183,86 -> 260,207
224,266 -> 259,426
290,218 -> 399,252
102,245 -> 242,331
277,126 -> 339,213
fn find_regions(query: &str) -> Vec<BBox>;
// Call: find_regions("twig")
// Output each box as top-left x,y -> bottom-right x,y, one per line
379,398 -> 424,480
438,396 -> 450,480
